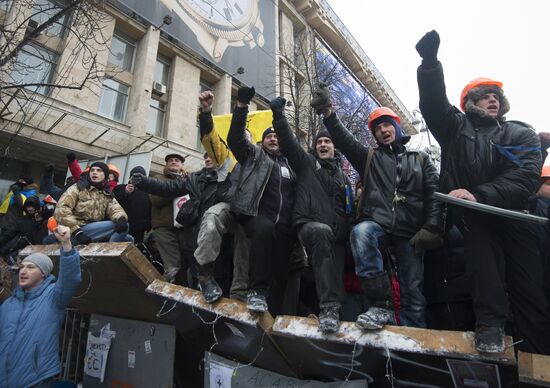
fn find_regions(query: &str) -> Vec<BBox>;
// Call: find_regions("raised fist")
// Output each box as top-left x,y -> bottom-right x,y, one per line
237,86 -> 255,105
415,30 -> 440,65
270,97 -> 287,120
199,90 -> 214,112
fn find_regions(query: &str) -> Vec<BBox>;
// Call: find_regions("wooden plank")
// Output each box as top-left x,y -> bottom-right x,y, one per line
270,315 -> 518,386
519,351 -> 550,386
146,279 -> 299,386
18,243 -> 164,322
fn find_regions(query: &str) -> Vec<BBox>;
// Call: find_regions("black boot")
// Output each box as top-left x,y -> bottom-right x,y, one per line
356,272 -> 396,330
197,263 -> 223,304
475,326 -> 505,353
319,305 -> 340,334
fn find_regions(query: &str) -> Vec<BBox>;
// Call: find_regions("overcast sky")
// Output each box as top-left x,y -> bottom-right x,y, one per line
325,0 -> 549,136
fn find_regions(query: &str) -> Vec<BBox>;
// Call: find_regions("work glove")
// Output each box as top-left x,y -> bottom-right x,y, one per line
43,164 -> 55,175
310,83 -> 332,115
409,227 -> 443,254
73,228 -> 92,245
269,97 -> 287,120
130,172 -> 145,186
415,30 -> 440,66
237,86 -> 255,105
66,152 -> 76,163
113,217 -> 128,233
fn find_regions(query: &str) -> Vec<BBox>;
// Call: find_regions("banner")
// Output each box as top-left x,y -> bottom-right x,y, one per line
212,110 -> 273,144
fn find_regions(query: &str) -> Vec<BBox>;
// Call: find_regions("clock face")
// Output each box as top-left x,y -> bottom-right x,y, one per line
184,0 -> 253,27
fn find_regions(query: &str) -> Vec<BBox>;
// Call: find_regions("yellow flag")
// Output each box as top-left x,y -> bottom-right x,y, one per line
212,110 -> 273,144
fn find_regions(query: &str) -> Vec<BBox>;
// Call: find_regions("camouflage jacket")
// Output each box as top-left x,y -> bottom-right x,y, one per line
54,183 -> 127,232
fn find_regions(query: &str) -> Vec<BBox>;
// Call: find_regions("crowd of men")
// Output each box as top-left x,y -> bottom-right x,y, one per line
1,30 -> 550,385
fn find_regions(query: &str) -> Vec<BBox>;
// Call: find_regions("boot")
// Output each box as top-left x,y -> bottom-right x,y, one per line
356,272 -> 396,330
475,326 -> 505,353
319,305 -> 340,335
246,290 -> 268,313
197,263 -> 223,304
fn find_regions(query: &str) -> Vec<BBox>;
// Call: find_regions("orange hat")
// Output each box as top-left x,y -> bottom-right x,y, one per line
107,164 -> 121,178
542,165 -> 550,180
47,217 -> 58,232
460,78 -> 503,112
367,107 -> 401,130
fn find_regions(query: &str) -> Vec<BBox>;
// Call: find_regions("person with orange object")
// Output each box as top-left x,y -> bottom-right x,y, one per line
311,85 -> 443,331
416,30 -> 550,354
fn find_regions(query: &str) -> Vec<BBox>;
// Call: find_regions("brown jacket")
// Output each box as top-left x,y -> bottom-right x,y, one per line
150,169 -> 184,228
55,183 -> 127,232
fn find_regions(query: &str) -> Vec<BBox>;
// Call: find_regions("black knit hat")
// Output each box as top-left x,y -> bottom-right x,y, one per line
262,127 -> 275,142
89,162 -> 109,180
314,130 -> 332,144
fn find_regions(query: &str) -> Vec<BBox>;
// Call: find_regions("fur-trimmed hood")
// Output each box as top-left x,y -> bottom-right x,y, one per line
463,85 -> 510,123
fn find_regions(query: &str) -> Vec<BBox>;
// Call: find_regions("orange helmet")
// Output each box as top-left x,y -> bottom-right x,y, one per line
367,107 -> 401,130
460,78 -> 503,111
542,165 -> 550,180
43,194 -> 57,204
107,164 -> 121,179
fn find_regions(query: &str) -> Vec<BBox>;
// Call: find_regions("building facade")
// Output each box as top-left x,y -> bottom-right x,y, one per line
0,0 -> 414,197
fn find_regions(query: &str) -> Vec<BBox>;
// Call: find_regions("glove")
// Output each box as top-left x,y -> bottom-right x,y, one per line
113,217 -> 128,233
66,152 -> 76,163
310,83 -> 332,114
73,229 -> 92,245
130,172 -> 144,186
409,227 -> 443,254
269,97 -> 286,120
415,30 -> 440,66
237,86 -> 255,105
43,164 -> 55,175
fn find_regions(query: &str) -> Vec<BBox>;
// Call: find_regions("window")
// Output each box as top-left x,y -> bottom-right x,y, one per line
97,78 -> 129,122
147,99 -> 166,137
108,31 -> 136,72
10,42 -> 59,94
153,55 -> 170,86
29,0 -> 69,38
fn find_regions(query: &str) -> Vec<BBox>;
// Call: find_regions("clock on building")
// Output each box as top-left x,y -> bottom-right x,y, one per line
161,0 -> 265,62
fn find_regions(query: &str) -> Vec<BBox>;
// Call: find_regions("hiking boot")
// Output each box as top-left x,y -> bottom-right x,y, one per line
197,263 -> 222,304
475,326 -> 505,353
356,307 -> 396,330
356,272 -> 396,330
246,290 -> 268,313
319,305 -> 340,334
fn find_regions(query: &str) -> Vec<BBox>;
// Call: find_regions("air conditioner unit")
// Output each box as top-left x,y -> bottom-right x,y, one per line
152,82 -> 167,95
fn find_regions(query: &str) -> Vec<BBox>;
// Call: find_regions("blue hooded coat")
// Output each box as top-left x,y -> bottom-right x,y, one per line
0,248 -> 81,387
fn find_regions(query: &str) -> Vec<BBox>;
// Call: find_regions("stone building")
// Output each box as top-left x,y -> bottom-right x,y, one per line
0,0 -> 413,197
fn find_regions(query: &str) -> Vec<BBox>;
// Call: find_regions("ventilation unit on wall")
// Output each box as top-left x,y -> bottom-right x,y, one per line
152,82 -> 167,95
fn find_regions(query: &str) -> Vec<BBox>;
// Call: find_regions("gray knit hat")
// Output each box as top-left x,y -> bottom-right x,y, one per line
22,252 -> 53,276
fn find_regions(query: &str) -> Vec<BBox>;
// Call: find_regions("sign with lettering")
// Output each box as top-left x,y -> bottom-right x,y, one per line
84,333 -> 112,383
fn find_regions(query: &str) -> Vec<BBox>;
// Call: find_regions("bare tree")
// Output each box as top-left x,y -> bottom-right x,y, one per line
0,0 -> 111,161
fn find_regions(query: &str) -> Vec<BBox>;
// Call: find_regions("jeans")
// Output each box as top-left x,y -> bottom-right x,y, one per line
43,221 -> 133,245
350,220 -> 426,328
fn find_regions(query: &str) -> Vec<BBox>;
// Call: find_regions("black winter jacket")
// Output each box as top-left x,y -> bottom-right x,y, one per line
112,184 -> 151,243
227,106 -> 295,223
417,62 -> 541,210
273,115 -> 351,242
0,197 -> 53,254
323,113 -> 442,238
136,168 -> 220,251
